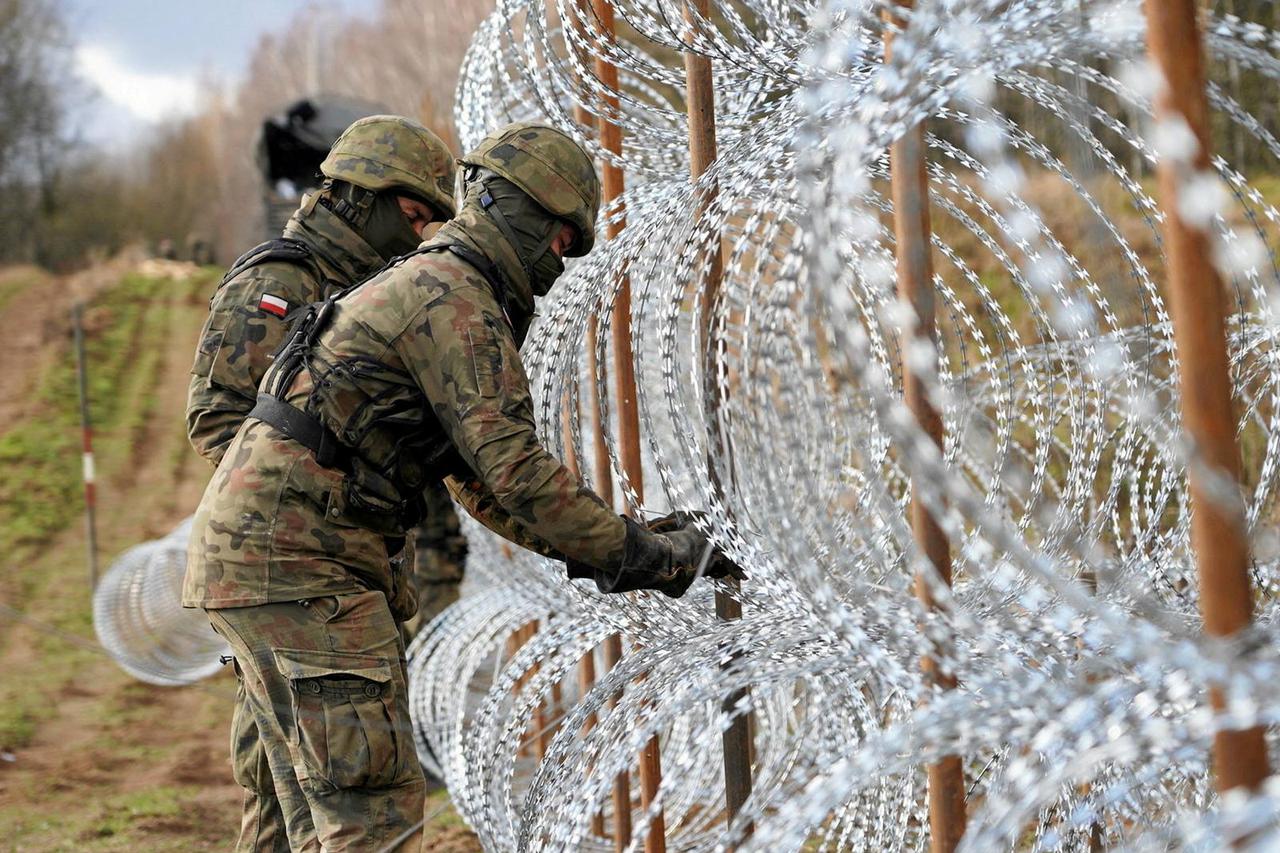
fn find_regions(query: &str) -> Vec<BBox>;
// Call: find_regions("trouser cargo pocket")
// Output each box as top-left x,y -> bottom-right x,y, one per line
230,659 -> 274,794
273,647 -> 410,793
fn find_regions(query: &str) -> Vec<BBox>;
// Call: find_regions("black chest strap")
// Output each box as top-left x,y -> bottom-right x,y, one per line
248,394 -> 349,472
442,242 -> 513,326
220,237 -> 315,287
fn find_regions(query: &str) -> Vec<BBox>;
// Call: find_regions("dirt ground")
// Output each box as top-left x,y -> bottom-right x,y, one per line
0,262 -> 481,851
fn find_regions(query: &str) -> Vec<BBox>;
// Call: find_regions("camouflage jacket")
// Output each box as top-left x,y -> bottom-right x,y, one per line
184,204 -> 627,609
186,196 -> 385,466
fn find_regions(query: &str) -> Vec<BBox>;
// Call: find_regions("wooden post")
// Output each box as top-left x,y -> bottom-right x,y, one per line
589,3 -> 667,851
578,646 -> 608,838
584,307 -> 634,849
884,3 -> 967,850
1142,0 -> 1270,793
570,2 -> 633,842
683,0 -> 755,837
507,620 -> 540,758
72,302 -> 100,589
588,1 -> 670,850
601,633 -> 633,846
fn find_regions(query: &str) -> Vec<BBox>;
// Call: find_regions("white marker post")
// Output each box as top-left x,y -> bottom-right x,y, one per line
73,302 -> 100,588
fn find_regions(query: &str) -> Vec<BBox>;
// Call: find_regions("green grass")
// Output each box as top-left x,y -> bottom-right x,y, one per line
426,788 -> 472,831
0,272 -> 207,565
0,705 -> 37,750
0,268 -> 216,757
84,786 -> 185,840
0,784 -> 202,850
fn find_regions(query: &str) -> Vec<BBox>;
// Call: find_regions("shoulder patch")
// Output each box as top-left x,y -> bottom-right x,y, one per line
258,293 -> 289,317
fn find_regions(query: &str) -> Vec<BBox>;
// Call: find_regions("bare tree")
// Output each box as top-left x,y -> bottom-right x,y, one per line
0,0 -> 77,264
211,0 -> 495,253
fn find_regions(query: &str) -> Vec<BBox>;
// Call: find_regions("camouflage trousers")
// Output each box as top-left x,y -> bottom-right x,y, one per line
209,590 -> 426,852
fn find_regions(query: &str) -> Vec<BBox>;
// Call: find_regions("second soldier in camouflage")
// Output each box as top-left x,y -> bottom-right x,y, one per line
185,114 -> 459,852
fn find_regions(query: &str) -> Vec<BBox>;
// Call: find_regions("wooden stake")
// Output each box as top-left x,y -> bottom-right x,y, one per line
590,3 -> 666,850
587,308 -> 632,850
561,390 -> 608,839
603,632 -> 634,848
884,3 -> 966,849
683,0 -> 755,838
1142,0 -> 1270,794
578,647 -> 608,838
571,2 -> 633,843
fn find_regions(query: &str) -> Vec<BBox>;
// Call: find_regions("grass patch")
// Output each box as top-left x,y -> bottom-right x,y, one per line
0,705 -> 37,750
85,785 -> 185,839
426,788 -> 472,831
0,266 -> 222,847
0,271 -> 210,566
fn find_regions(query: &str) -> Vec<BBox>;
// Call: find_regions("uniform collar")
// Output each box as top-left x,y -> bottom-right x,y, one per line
284,194 -> 386,286
427,202 -> 536,326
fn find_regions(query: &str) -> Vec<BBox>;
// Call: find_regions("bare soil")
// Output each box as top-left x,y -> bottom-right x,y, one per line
0,261 -> 481,851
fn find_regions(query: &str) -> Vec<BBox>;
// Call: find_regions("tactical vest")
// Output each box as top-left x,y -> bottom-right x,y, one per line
248,241 -> 513,534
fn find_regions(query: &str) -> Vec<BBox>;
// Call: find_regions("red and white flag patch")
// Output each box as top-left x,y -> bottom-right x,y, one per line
259,293 -> 289,317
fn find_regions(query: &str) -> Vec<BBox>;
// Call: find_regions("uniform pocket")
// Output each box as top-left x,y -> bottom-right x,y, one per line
274,648 -> 410,793
229,660 -> 273,794
467,322 -> 505,398
191,326 -> 227,385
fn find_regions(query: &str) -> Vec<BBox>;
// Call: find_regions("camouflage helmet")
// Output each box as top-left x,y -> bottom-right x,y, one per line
460,122 -> 600,257
320,115 -> 457,219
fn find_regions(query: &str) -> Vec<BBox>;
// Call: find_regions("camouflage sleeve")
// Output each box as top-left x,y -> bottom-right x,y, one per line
444,476 -> 567,561
398,286 -> 627,570
186,264 -> 314,466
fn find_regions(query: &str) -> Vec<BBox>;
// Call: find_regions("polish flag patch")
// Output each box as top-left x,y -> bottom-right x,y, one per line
259,293 -> 289,317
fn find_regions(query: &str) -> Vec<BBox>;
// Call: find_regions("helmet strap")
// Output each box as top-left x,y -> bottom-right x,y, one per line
480,183 -> 536,280
318,180 -> 376,230
299,190 -> 322,217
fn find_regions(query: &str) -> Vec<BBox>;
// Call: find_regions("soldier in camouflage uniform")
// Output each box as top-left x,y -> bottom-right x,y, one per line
185,115 -> 458,852
185,122 -> 743,851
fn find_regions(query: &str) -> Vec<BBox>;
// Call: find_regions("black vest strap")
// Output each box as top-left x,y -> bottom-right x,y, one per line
442,243 -> 513,325
248,394 -> 349,471
220,237 -> 314,286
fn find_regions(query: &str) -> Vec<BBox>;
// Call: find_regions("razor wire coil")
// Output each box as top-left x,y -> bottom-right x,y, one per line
410,1 -> 1280,850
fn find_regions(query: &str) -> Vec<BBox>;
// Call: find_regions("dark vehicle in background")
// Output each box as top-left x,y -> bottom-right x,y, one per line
257,96 -> 387,237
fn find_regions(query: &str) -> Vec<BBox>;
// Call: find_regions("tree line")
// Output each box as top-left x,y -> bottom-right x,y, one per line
0,0 -> 1275,272
0,0 -> 492,271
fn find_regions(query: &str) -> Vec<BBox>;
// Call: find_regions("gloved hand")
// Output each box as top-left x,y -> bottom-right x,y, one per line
577,512 -> 746,599
645,511 -> 748,584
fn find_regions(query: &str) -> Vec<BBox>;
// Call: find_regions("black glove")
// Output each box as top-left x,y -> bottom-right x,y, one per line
644,511 -> 747,583
572,513 -> 746,599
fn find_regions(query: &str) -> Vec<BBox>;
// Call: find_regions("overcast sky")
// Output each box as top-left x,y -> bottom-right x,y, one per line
66,0 -> 370,146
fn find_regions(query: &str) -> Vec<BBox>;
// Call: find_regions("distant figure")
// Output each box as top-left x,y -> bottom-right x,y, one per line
187,235 -> 214,267
156,237 -> 177,260
257,96 -> 387,238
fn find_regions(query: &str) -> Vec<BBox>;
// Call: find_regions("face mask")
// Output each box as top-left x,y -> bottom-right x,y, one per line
363,192 -> 424,261
530,249 -> 565,296
473,172 -> 569,293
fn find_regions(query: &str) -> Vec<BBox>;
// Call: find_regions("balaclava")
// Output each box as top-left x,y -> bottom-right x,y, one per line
467,167 -> 566,296
321,179 -> 423,262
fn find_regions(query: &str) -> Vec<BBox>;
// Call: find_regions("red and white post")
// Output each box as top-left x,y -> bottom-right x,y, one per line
72,302 -> 100,587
